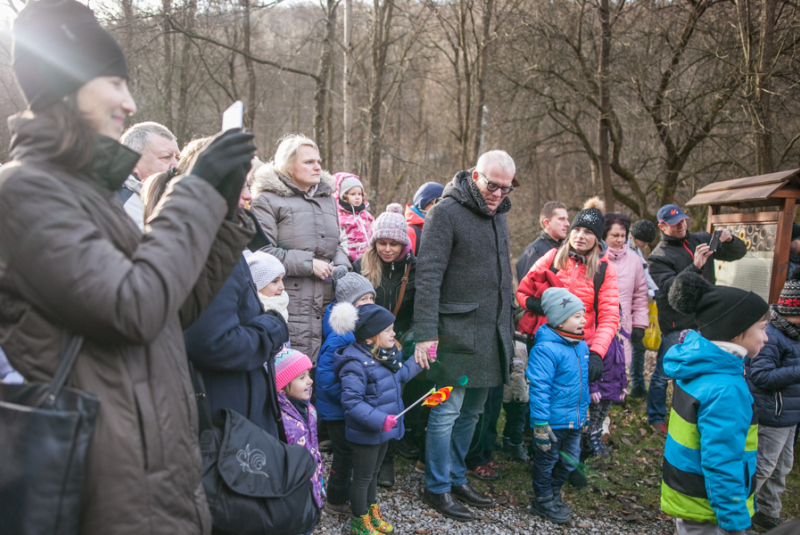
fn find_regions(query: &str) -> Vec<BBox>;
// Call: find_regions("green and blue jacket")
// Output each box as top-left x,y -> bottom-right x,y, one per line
661,330 -> 757,532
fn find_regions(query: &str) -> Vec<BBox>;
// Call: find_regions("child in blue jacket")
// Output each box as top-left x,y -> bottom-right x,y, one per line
331,303 -> 430,535
316,266 -> 376,515
661,272 -> 769,535
527,287 -> 590,525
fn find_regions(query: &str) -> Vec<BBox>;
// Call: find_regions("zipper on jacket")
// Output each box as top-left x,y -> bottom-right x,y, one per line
574,346 -> 583,424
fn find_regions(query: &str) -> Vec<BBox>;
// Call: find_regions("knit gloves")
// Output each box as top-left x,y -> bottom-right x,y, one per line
534,424 -> 558,452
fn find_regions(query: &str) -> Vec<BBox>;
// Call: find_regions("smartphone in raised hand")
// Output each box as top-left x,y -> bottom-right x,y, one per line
708,229 -> 722,253
222,101 -> 244,132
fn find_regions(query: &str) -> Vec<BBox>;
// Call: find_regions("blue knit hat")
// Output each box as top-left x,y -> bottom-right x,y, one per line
413,182 -> 444,209
541,287 -> 585,328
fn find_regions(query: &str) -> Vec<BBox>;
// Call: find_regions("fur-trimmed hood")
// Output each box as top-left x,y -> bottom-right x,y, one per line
251,161 -> 335,199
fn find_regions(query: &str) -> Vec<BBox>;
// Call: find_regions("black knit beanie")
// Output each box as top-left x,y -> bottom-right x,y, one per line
776,267 -> 800,316
13,0 -> 129,110
669,272 -> 768,341
570,208 -> 605,243
631,219 -> 657,243
354,304 -> 395,341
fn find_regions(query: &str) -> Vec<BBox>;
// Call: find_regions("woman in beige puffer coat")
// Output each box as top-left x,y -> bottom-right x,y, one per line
250,135 -> 351,360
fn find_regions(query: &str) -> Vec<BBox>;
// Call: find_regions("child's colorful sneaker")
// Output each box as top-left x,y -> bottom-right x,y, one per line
351,514 -> 379,535
369,503 -> 394,533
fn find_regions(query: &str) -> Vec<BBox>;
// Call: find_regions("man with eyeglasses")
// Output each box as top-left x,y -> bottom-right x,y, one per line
412,150 -> 517,521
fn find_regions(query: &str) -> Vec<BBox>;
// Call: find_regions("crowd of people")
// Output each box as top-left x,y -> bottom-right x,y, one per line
0,2 -> 798,535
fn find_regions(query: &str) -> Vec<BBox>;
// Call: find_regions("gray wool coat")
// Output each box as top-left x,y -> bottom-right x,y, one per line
250,163 -> 351,360
412,171 -> 514,389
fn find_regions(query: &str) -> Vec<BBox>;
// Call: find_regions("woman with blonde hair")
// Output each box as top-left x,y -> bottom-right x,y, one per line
517,197 -> 620,384
250,134 -> 351,360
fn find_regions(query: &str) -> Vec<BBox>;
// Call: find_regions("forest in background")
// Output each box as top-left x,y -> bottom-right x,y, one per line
0,0 -> 798,255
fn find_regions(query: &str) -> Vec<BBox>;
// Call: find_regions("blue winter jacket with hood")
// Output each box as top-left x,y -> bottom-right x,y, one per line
746,319 -> 800,428
661,330 -> 757,532
316,301 -> 354,421
526,324 -> 590,429
334,341 -> 422,445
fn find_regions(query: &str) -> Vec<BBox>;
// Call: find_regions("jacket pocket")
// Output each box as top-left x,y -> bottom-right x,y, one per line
134,382 -> 165,472
437,302 -> 480,354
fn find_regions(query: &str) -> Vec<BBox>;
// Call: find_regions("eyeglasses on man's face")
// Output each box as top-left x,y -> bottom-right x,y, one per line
478,172 -> 515,195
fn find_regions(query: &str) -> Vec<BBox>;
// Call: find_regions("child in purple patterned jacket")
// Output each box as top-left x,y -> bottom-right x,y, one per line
274,348 -> 326,514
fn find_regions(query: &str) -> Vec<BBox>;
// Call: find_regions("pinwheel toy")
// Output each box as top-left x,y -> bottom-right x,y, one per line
396,387 -> 454,418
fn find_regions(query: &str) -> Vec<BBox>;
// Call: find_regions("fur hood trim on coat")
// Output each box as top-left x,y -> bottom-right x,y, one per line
251,161 -> 335,198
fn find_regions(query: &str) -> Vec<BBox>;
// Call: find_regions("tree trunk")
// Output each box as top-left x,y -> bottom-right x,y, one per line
472,0 -> 493,163
343,0 -> 353,170
242,0 -> 257,130
597,0 -> 614,211
161,0 -> 174,130
314,0 -> 337,161
367,0 -> 394,206
755,0 -> 775,173
176,0 -> 197,145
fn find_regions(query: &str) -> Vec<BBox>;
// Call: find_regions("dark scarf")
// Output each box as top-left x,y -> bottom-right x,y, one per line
339,198 -> 366,214
569,250 -> 587,264
289,397 -> 309,423
463,172 -> 511,216
770,306 -> 800,341
357,341 -> 403,372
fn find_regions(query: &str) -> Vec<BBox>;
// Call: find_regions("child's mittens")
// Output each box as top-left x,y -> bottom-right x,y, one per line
382,415 -> 398,432
428,344 -> 438,361
534,424 -> 558,452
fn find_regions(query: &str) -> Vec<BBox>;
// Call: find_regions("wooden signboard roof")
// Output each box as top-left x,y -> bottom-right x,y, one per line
687,168 -> 800,206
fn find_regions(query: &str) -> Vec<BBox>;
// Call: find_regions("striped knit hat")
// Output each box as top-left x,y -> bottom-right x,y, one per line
274,349 -> 313,391
371,203 -> 409,246
777,267 -> 800,316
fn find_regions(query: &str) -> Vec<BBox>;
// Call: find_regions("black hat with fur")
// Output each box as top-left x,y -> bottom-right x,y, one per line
570,196 -> 606,242
669,272 -> 768,341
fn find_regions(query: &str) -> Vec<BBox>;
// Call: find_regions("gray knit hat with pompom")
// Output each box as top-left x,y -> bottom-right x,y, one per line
331,265 -> 375,305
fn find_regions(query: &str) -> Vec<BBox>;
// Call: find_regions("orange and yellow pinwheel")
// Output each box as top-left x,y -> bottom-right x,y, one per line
422,387 -> 453,407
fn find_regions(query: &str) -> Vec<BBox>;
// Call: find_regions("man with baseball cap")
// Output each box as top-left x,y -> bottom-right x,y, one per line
645,204 -> 747,434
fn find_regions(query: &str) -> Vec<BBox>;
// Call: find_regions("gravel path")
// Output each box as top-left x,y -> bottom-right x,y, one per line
315,454 -> 675,535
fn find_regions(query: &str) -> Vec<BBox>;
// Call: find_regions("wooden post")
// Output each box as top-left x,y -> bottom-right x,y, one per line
770,198 -> 795,303
706,205 -> 719,233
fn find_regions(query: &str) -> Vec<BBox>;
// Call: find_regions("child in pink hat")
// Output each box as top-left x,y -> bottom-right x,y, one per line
274,348 -> 326,513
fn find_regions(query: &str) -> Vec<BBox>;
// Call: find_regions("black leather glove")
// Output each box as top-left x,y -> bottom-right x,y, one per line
188,129 -> 256,188
188,130 -> 256,216
588,351 -> 604,383
631,327 -> 645,344
526,296 -> 545,315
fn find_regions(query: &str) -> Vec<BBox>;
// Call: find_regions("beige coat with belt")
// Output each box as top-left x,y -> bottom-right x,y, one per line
250,164 -> 350,361
0,114 -> 254,534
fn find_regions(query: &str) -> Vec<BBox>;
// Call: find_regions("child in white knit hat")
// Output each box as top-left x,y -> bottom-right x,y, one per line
246,250 -> 289,320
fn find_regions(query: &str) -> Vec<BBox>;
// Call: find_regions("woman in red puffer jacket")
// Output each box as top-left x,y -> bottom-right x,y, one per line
518,198 -> 619,383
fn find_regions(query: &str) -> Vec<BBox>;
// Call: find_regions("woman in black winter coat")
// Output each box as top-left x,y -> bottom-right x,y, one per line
353,203 -> 424,485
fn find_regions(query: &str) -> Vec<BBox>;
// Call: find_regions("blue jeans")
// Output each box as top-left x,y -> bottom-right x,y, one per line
646,330 -> 681,424
424,386 -> 489,494
531,428 -> 582,498
465,385 -> 504,468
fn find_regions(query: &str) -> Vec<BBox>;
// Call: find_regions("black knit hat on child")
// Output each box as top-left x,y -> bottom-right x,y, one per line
329,303 -> 395,341
776,267 -> 800,316
13,0 -> 129,110
669,272 -> 768,341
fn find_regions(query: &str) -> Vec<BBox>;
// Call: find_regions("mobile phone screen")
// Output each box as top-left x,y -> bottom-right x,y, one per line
222,101 -> 244,131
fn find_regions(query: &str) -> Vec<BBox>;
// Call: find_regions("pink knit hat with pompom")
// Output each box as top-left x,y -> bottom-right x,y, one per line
371,203 -> 409,246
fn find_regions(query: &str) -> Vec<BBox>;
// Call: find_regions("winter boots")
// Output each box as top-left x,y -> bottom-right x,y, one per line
369,503 -> 394,533
350,514 -> 379,535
